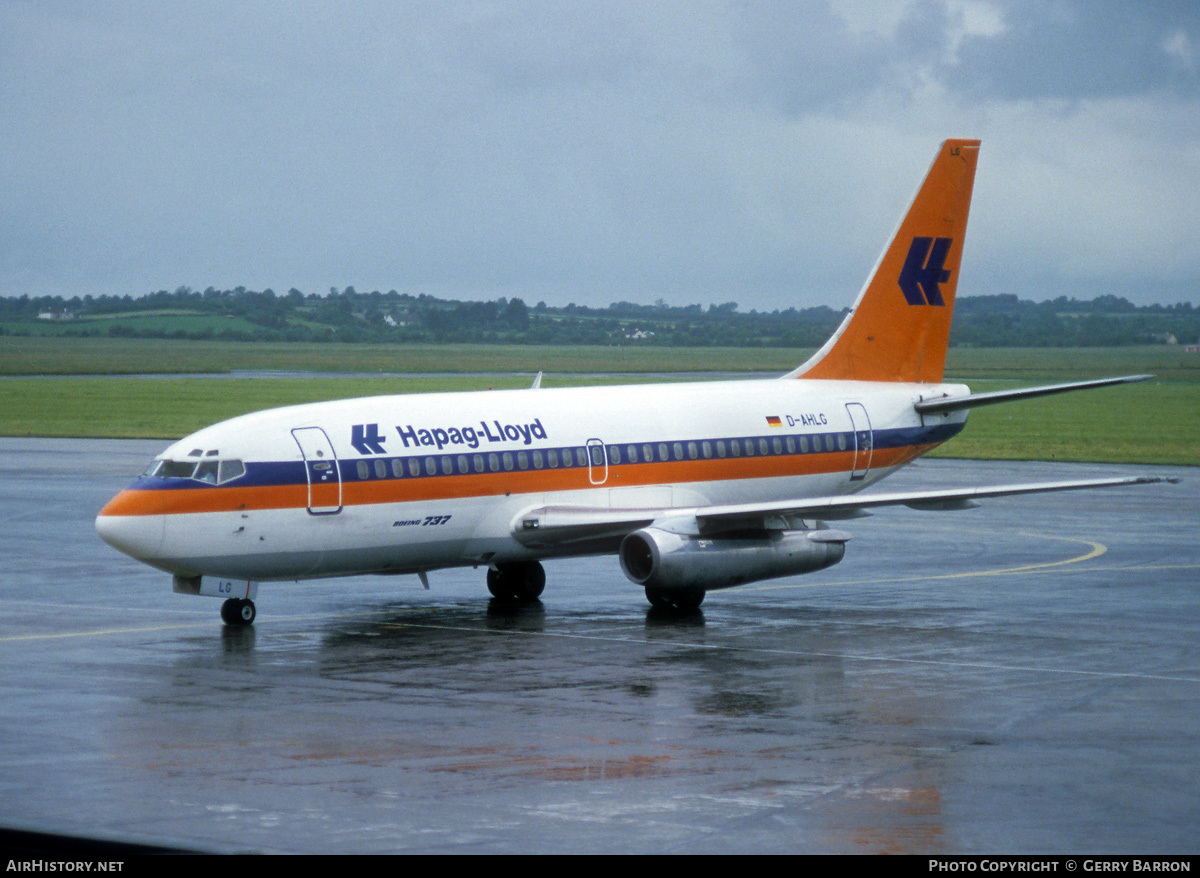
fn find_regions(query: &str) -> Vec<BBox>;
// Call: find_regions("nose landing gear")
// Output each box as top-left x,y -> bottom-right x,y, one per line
220,597 -> 256,626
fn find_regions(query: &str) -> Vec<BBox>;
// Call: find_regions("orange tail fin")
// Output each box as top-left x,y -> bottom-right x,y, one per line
789,139 -> 980,383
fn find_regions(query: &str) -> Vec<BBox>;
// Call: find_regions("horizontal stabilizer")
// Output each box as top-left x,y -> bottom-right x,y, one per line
915,374 -> 1153,414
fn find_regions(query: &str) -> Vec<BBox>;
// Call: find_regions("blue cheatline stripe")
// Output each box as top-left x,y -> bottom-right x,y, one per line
130,422 -> 964,492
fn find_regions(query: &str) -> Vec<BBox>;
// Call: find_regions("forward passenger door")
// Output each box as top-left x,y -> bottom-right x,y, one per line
292,427 -> 343,514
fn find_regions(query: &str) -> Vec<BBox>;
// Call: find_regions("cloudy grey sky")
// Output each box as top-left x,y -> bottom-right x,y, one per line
3,0 -> 1198,309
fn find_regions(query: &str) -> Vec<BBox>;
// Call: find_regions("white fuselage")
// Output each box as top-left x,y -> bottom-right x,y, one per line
95,376 -> 969,582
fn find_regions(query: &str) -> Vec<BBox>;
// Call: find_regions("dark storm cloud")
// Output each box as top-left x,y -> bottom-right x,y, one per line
729,0 -> 1198,111
947,0 -> 1200,100
728,0 -> 957,114
0,1 -> 1197,308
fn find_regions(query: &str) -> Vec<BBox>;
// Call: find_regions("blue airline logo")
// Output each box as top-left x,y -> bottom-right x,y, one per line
351,423 -> 387,454
898,236 -> 953,306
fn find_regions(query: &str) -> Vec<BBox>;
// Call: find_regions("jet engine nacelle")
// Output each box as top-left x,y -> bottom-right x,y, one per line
618,527 -> 846,592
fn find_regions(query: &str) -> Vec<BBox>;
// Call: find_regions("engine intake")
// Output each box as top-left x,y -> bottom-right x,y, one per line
618,527 -> 846,592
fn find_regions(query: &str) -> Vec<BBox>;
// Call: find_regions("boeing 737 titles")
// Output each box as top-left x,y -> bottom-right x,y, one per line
96,139 -> 1175,624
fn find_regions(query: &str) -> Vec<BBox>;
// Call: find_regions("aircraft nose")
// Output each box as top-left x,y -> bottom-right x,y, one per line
95,495 -> 165,562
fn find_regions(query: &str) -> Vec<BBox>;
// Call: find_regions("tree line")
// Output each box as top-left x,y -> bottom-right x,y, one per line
2,286 -> 1197,348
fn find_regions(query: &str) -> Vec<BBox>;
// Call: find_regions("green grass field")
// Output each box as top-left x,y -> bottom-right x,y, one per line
924,379 -> 1197,465
1,337 -> 1196,465
0,335 -> 798,376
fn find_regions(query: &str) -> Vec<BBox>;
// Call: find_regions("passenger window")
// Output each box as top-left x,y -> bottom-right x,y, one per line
547,449 -> 559,468
502,452 -> 514,471
532,450 -> 544,469
374,459 -> 388,479
356,461 -> 370,479
457,455 -> 470,474
609,445 -> 621,464
408,459 -> 420,477
392,459 -> 404,478
627,445 -> 638,463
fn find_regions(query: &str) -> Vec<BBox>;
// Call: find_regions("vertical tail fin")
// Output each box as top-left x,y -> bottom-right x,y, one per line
788,139 -> 980,383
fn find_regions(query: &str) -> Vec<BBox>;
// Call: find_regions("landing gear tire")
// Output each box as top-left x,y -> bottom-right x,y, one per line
644,586 -> 674,608
486,561 -> 546,603
221,597 -> 256,626
644,586 -> 705,610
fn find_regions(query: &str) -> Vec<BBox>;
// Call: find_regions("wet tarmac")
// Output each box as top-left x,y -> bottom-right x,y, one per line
0,438 -> 1197,854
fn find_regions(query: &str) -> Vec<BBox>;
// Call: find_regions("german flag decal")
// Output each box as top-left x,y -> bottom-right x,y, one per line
766,416 -> 782,428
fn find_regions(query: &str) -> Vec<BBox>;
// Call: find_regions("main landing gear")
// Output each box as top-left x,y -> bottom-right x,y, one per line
220,597 -> 256,626
486,560 -> 546,603
644,585 -> 706,610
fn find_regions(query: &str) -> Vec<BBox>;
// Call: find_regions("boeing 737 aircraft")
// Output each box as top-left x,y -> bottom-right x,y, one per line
96,139 -> 1173,624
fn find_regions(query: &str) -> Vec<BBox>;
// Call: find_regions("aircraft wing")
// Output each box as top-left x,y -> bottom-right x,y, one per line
692,474 -> 1176,521
511,475 -> 1177,548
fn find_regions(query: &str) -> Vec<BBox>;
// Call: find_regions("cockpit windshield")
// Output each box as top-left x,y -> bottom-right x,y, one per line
143,456 -> 246,485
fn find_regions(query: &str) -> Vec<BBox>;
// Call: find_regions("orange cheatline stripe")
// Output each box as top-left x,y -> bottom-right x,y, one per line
97,443 -> 940,517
